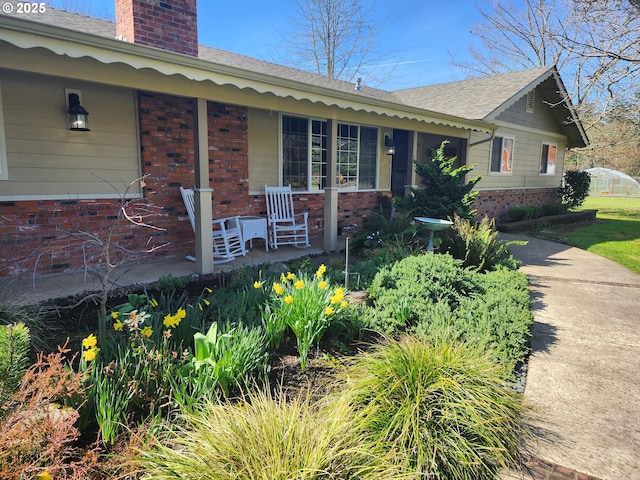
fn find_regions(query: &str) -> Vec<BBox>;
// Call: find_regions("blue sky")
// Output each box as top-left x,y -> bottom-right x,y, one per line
48,0 -> 484,90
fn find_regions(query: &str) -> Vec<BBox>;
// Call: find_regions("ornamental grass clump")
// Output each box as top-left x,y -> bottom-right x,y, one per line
135,386 -> 409,480
261,264 -> 348,369
340,335 -> 531,479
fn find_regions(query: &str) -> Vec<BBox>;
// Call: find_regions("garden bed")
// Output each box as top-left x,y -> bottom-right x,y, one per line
497,209 -> 598,232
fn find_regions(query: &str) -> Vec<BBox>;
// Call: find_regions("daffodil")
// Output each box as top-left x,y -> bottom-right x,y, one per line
287,272 -> 296,280
254,280 -> 263,289
83,347 -> 99,362
82,333 -> 97,349
315,264 -> 327,278
319,280 -> 328,290
141,326 -> 153,337
273,282 -> 285,295
294,279 -> 304,289
111,311 -> 119,320
205,287 -> 213,293
324,307 -> 334,315
340,300 -> 348,308
176,308 -> 187,320
204,299 -> 211,306
36,470 -> 51,480
281,273 -> 288,284
284,295 -> 294,304
163,314 -> 178,328
150,298 -> 159,307
113,319 -> 124,331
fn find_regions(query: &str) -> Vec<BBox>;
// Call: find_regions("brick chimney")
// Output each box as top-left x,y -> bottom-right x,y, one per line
115,0 -> 198,57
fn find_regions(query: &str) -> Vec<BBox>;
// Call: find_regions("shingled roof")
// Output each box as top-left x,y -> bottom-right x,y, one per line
393,67 -> 556,120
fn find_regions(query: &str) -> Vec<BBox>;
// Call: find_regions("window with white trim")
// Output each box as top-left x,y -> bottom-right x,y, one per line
490,136 -> 514,174
539,142 -> 557,175
282,115 -> 327,191
337,123 -> 377,189
281,116 -> 378,191
0,81 -> 7,181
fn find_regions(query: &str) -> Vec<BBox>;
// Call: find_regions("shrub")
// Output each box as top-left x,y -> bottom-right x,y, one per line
414,268 -> 534,374
365,254 -> 476,333
135,387 -> 406,479
561,170 -> 591,210
440,215 -> 521,272
395,140 -> 481,220
0,344 -> 96,479
350,209 -> 418,255
507,205 -> 542,222
541,203 -> 567,216
0,323 -> 30,405
341,335 -> 531,479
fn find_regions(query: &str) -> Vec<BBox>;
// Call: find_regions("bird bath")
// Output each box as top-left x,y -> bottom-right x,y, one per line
415,217 -> 453,253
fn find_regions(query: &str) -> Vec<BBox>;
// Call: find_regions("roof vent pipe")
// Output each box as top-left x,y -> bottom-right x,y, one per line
355,78 -> 362,91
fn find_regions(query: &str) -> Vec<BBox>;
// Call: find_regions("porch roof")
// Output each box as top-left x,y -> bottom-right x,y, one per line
0,9 -> 492,134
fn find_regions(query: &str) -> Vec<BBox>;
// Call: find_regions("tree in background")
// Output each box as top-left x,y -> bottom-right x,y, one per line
454,0 -> 640,177
276,0 -> 392,84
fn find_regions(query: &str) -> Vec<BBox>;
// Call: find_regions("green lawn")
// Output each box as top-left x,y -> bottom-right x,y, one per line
566,196 -> 640,274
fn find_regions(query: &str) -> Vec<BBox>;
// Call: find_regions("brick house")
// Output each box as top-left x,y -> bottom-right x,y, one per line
0,1 -> 587,277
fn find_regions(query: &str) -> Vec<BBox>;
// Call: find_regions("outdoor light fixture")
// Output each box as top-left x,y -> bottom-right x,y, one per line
67,92 -> 90,131
384,135 -> 396,155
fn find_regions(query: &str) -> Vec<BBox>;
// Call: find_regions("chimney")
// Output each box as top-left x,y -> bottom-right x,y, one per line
116,0 -> 199,57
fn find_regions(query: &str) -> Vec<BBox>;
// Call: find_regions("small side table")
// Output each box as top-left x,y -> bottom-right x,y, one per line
239,216 -> 268,252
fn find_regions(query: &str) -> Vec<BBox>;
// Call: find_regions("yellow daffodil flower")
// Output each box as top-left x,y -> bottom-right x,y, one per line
83,347 -> 99,362
205,287 -> 213,293
340,300 -> 348,308
204,299 -> 211,306
141,326 -> 153,337
287,272 -> 296,280
273,282 -> 285,295
163,314 -> 178,328
315,264 -> 327,277
36,470 -> 51,480
281,273 -> 288,284
82,333 -> 97,349
324,307 -> 334,315
284,295 -> 294,304
113,319 -> 124,331
111,311 -> 119,320
294,279 -> 304,289
319,280 -> 328,289
176,308 -> 187,319
254,280 -> 263,289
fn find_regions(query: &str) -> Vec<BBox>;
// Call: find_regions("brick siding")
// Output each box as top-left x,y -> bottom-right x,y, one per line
0,92 -> 385,277
474,187 -> 560,222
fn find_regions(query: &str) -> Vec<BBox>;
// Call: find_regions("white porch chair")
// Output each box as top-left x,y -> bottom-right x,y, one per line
179,187 -> 247,264
264,185 -> 310,249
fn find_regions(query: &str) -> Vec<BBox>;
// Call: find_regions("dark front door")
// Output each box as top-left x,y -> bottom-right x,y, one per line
391,129 -> 410,197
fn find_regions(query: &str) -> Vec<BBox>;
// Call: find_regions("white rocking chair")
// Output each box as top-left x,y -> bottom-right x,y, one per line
179,187 -> 247,264
264,185 -> 310,249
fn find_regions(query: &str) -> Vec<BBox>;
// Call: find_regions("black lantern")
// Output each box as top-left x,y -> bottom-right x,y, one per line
384,135 -> 395,155
68,93 -> 90,131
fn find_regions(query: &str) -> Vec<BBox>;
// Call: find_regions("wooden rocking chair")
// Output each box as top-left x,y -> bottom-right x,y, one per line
179,187 -> 247,264
264,185 -> 310,249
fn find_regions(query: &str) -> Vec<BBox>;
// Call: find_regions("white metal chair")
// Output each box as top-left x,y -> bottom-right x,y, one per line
264,185 -> 310,249
179,187 -> 247,264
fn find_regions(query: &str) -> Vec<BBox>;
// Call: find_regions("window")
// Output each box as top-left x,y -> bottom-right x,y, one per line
490,136 -> 514,174
539,143 -> 557,175
281,116 -> 378,191
526,90 -> 535,113
337,123 -> 377,189
0,81 -> 7,181
282,115 -> 326,191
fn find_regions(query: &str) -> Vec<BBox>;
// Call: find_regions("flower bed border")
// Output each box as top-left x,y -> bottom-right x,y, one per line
496,209 -> 598,233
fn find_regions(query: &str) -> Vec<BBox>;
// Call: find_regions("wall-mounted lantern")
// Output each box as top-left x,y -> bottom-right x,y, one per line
384,134 -> 396,155
67,91 -> 90,131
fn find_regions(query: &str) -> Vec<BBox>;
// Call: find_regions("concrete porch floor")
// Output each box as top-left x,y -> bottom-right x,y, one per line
0,235 -> 348,306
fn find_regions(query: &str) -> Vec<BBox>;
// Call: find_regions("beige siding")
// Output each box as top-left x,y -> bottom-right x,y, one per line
469,128 -> 566,190
0,70 -> 139,199
247,107 -> 279,192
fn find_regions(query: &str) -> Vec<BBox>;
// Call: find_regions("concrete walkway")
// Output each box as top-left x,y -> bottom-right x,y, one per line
502,234 -> 640,480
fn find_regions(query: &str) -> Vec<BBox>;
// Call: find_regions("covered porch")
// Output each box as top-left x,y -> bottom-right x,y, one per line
1,235 -> 347,307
